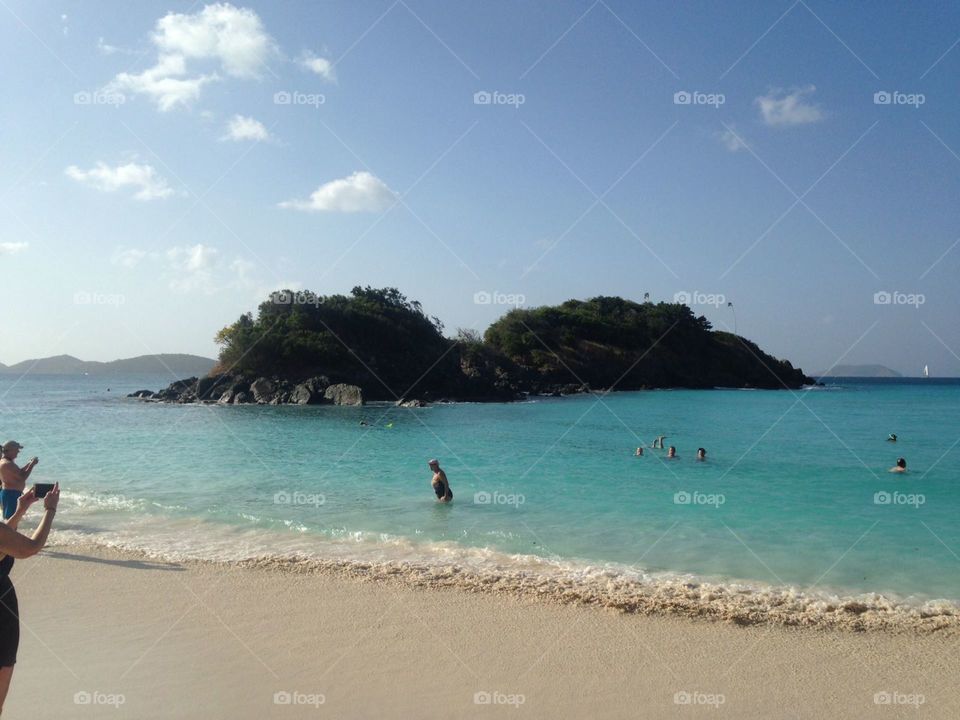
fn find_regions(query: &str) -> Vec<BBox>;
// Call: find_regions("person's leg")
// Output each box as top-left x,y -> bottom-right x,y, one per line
0,665 -> 14,715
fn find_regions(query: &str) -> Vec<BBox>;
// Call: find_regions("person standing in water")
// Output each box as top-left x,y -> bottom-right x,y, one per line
0,442 -> 38,520
428,459 -> 452,502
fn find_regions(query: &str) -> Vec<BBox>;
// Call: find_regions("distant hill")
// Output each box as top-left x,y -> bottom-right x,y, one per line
0,354 -> 216,376
814,364 -> 902,378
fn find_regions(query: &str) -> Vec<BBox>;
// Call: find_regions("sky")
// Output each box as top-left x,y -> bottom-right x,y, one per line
1,0 -> 959,376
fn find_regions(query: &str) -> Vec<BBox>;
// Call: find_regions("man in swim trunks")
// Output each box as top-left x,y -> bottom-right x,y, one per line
0,442 -> 38,520
428,459 -> 452,502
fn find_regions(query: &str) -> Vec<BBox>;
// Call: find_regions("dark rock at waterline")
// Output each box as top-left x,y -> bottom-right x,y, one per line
127,389 -> 155,399
324,383 -> 364,406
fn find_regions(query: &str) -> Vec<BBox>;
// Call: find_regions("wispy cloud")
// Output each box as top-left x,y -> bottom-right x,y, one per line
106,3 -> 277,111
65,161 -> 174,200
221,114 -> 271,142
111,248 -> 149,268
755,85 -> 823,126
166,243 -> 220,292
0,242 -> 28,255
299,51 -> 336,82
279,171 -> 397,213
718,127 -> 747,152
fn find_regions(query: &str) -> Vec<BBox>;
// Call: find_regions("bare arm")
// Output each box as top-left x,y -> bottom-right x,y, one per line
0,483 -> 59,559
4,487 -> 38,531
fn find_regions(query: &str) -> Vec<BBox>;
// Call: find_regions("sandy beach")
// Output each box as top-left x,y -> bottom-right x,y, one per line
3,544 -> 955,719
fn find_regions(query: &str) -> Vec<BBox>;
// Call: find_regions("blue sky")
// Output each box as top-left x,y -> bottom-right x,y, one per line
1,1 -> 959,376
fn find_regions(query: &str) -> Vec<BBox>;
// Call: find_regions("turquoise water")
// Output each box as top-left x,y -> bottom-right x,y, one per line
2,373 -> 959,608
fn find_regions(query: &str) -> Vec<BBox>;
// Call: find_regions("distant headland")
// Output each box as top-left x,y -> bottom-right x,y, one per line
135,287 -> 814,406
0,353 -> 215,377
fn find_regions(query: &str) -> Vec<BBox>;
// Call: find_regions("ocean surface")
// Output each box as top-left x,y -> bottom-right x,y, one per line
3,373 -> 959,627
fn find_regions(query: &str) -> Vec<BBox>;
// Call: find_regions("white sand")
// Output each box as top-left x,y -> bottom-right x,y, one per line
5,544 -> 957,719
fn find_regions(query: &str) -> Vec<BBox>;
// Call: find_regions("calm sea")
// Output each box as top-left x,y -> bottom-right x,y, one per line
2,373 -> 958,613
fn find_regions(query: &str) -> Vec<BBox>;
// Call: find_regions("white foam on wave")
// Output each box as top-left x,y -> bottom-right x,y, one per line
50,494 -> 960,633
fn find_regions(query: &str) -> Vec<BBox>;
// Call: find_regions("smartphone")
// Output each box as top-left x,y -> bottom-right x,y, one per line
33,483 -> 54,498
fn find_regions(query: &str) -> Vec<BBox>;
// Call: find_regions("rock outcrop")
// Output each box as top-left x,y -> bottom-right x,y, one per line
323,383 -> 364,406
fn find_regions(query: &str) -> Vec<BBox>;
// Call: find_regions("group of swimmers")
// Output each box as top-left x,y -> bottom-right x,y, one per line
635,436 -> 707,461
886,433 -> 908,473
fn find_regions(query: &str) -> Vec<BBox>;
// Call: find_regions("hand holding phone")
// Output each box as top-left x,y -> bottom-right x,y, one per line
33,483 -> 55,498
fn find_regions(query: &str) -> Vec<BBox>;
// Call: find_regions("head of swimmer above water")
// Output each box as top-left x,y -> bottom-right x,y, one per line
667,446 -> 677,458
896,457 -> 906,469
696,448 -> 706,459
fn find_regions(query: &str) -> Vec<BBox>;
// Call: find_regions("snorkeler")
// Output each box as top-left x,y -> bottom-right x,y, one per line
696,448 -> 706,461
889,457 -> 907,473
666,446 -> 678,459
887,433 -> 897,442
428,459 -> 453,502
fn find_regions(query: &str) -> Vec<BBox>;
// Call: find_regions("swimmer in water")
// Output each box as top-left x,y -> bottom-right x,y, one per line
428,459 -> 453,502
696,448 -> 706,461
887,433 -> 897,442
635,447 -> 644,456
651,435 -> 667,449
666,446 -> 678,459
889,457 -> 907,473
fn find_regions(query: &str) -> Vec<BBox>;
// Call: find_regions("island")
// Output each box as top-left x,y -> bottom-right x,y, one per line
134,287 -> 814,405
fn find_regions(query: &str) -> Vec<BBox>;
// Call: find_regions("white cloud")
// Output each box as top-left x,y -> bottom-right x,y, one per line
65,161 -> 174,200
222,114 -> 270,142
755,85 -> 823,127
106,3 -> 277,111
167,244 -> 220,292
279,171 -> 397,213
719,127 -> 747,152
111,248 -> 148,268
0,242 -> 28,255
299,51 -> 336,82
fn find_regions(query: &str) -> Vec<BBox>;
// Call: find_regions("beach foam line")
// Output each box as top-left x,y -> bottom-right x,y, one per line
49,512 -> 960,634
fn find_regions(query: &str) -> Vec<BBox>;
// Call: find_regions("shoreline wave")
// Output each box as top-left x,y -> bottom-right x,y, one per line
50,508 -> 960,635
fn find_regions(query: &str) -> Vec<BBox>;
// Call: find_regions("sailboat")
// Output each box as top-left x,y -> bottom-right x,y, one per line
923,365 -> 930,378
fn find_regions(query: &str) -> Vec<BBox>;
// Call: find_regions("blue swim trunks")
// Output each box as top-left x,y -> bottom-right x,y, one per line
0,489 -> 22,520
